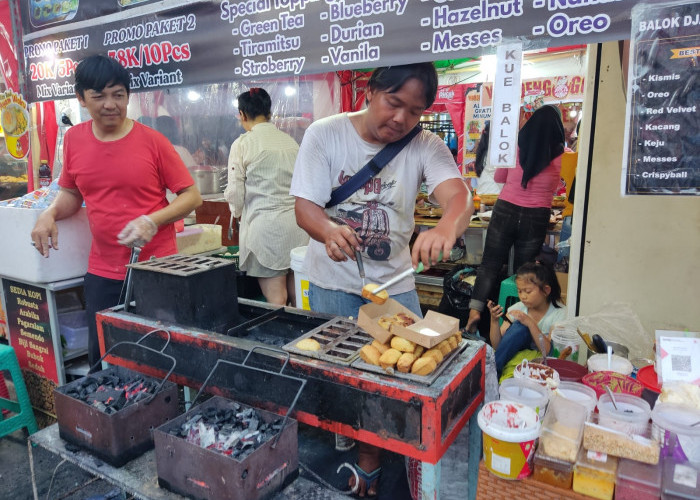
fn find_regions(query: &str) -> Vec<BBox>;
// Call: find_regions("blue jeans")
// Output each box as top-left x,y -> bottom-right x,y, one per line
495,320 -> 541,374
470,199 -> 550,312
557,216 -> 572,261
309,282 -> 423,318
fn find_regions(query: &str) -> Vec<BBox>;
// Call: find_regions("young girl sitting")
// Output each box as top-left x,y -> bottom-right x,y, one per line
488,261 -> 567,375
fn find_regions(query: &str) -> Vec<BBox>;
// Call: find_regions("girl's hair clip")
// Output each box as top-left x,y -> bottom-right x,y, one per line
250,87 -> 260,95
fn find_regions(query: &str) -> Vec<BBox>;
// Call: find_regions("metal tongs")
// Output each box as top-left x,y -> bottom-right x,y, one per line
354,249 -> 366,288
123,246 -> 142,312
369,251 -> 443,296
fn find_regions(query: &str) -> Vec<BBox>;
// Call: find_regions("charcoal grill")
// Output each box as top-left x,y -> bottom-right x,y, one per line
154,347 -> 304,500
97,299 -> 486,464
54,329 -> 179,466
127,254 -> 240,331
283,317 -> 373,364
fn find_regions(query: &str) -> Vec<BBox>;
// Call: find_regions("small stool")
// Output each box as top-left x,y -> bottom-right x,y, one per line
498,275 -> 519,325
0,343 -> 38,437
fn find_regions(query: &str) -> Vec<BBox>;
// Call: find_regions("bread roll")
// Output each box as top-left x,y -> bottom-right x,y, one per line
453,332 -> 463,345
437,340 -> 452,356
422,348 -> 444,364
361,283 -> 389,304
396,352 -> 416,373
371,339 -> 391,354
447,336 -> 458,350
296,338 -> 321,351
413,345 -> 425,358
411,356 -> 437,376
391,336 -> 416,353
379,348 -> 402,369
360,344 -> 381,365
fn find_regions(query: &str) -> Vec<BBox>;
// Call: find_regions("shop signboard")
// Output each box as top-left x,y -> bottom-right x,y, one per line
20,0 -> 640,102
2,278 -> 58,383
489,42 -> 522,169
622,0 -> 699,195
480,75 -> 587,108
463,84 -> 490,177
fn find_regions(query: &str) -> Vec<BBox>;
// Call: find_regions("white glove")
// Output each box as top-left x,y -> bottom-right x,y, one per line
117,215 -> 158,248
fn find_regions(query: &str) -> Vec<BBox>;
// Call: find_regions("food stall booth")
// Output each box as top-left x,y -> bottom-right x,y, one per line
3,0 -> 680,498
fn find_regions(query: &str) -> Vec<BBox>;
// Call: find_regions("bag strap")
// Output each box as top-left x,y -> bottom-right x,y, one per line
325,125 -> 422,208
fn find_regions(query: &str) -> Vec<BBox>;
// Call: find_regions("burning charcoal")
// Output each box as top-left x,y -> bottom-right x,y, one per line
221,429 -> 243,450
92,401 -> 107,412
236,408 -> 254,421
197,422 -> 217,449
248,416 -> 259,432
184,413 -> 202,429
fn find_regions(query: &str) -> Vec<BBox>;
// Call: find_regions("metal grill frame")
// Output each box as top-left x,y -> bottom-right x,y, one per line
283,317 -> 374,365
126,254 -> 234,276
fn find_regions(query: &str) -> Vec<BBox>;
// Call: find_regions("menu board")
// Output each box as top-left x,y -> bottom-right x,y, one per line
20,0 -> 638,102
622,0 -> 699,195
2,279 -> 58,383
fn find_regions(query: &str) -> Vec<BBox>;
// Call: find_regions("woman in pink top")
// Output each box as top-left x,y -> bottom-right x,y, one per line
467,105 -> 565,332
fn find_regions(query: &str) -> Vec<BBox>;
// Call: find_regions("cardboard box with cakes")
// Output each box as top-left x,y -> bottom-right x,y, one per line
355,299 -> 462,383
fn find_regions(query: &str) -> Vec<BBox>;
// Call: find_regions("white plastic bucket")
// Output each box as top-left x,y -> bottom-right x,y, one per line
290,246 -> 310,310
550,325 -> 581,362
556,381 -> 598,416
587,353 -> 634,376
478,401 -> 541,480
598,393 -> 651,435
652,402 -> 700,467
499,378 -> 550,417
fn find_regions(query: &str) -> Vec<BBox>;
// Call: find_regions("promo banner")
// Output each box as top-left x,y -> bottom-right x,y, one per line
480,75 -> 587,108
621,0 -> 699,196
0,91 -> 30,159
22,0 -> 641,102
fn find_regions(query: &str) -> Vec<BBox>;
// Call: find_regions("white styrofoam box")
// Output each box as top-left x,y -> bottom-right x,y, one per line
0,206 -> 91,283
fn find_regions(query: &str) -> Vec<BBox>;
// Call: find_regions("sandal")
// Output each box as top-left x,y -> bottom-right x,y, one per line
350,462 -> 381,497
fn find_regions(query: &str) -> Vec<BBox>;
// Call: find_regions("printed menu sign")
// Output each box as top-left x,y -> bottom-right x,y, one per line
622,1 -> 699,195
21,0 -> 638,102
2,279 -> 58,383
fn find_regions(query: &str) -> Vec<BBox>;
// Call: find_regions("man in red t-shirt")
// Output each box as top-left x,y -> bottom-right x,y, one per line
31,55 -> 202,366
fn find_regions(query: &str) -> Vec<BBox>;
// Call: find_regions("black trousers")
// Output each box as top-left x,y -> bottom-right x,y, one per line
470,199 -> 550,312
84,273 -> 125,367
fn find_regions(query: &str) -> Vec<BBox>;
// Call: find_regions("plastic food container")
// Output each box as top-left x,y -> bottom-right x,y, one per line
538,394 -> 586,463
572,447 -> 618,500
499,377 -> 550,417
582,371 -> 644,398
550,325 -> 581,362
58,309 -> 88,351
636,365 -> 661,393
533,448 -> 573,489
587,353 -> 633,376
652,402 -> 700,467
661,456 -> 700,500
513,360 -> 561,390
556,381 -> 598,416
583,413 -> 660,465
477,401 -> 541,480
533,358 -> 589,383
598,392 -> 651,435
615,457 -> 662,500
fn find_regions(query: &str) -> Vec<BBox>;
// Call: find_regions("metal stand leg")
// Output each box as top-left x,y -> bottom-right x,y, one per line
419,459 -> 442,500
28,439 -> 38,500
467,403 -> 483,500
183,386 -> 195,411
